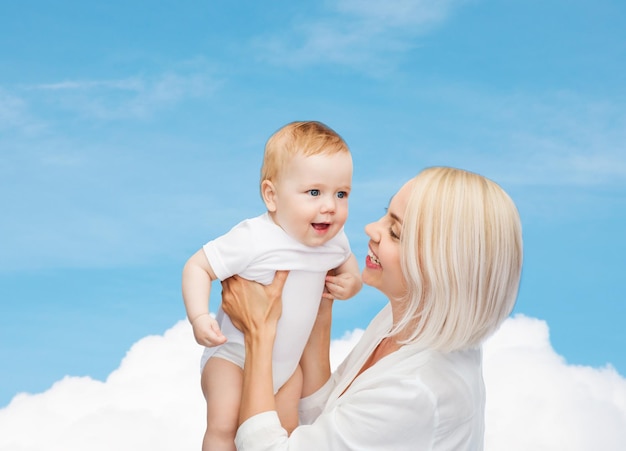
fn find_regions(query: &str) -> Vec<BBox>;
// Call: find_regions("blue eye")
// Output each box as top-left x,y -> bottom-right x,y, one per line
308,189 -> 320,197
337,191 -> 348,199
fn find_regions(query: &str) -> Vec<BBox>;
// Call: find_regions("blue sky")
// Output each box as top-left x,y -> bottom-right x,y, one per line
1,0 -> 625,410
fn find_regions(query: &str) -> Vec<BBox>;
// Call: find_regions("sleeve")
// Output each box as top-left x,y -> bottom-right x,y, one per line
298,375 -> 335,424
202,219 -> 257,281
235,412 -> 289,451
234,374 -> 438,451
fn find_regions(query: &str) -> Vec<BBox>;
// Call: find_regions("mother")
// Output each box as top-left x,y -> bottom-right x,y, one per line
221,166 -> 523,450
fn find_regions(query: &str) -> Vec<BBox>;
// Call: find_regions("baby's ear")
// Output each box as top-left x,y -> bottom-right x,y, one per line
261,180 -> 277,212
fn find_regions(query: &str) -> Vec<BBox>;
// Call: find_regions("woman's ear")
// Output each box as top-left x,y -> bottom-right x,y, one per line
261,180 -> 277,212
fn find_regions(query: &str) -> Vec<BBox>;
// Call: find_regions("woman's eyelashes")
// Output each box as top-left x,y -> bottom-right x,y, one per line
384,208 -> 401,240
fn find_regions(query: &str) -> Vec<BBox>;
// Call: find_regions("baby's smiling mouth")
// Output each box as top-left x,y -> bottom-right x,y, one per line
312,223 -> 330,231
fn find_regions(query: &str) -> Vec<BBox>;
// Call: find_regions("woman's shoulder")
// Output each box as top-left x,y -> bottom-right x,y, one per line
414,348 -> 485,425
413,348 -> 483,392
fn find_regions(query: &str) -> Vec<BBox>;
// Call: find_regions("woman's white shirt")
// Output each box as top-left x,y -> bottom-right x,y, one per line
235,303 -> 486,450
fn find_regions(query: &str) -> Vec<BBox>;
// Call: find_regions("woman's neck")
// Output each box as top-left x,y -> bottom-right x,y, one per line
388,297 -> 422,344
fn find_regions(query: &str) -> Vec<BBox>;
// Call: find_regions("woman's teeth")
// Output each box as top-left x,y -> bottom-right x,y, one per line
368,249 -> 381,266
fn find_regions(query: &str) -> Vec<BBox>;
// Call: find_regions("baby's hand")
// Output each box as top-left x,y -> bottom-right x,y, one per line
323,272 -> 362,300
191,313 -> 227,347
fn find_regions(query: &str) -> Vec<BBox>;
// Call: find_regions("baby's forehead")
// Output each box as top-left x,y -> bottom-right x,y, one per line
284,149 -> 349,167
278,152 -> 351,180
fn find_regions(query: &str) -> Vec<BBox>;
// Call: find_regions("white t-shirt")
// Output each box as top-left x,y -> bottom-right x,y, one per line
202,213 -> 352,391
235,304 -> 486,450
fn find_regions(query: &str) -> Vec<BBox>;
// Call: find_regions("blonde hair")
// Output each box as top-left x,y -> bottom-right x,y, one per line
393,167 -> 523,351
260,121 -> 350,186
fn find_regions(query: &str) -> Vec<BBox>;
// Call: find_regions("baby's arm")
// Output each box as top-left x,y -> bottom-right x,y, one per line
323,253 -> 362,300
182,249 -> 227,347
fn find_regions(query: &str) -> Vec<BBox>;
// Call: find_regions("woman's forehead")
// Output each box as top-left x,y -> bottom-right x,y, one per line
388,179 -> 414,218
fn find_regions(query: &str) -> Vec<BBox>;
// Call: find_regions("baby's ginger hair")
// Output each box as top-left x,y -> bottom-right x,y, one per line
260,121 -> 350,187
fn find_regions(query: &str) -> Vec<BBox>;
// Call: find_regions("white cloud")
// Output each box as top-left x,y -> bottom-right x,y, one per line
330,328 -> 364,370
427,87 -> 626,187
335,0 -> 455,27
1,316 -> 625,450
483,315 -> 626,451
0,88 -> 44,134
253,0 -> 462,71
0,322 -> 205,451
31,79 -> 144,92
18,65 -> 221,122
0,89 -> 27,128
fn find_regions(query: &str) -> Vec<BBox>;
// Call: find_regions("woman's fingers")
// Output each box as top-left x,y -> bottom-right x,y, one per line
267,270 -> 289,303
220,271 -> 289,333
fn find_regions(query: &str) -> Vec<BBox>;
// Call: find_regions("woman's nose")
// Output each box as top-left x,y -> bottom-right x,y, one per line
365,221 -> 379,240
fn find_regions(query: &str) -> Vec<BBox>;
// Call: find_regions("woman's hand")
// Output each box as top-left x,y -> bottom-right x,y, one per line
221,271 -> 290,426
221,271 -> 289,338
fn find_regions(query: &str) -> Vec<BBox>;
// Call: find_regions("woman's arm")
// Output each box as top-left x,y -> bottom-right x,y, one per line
220,271 -> 288,425
220,281 -> 438,450
224,273 -> 428,451
300,297 -> 333,398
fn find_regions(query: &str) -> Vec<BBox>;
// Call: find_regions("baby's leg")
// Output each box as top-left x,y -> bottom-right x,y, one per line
275,364 -> 303,435
201,357 -> 243,451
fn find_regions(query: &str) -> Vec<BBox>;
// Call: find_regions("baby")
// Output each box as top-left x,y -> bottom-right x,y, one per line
182,121 -> 362,450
